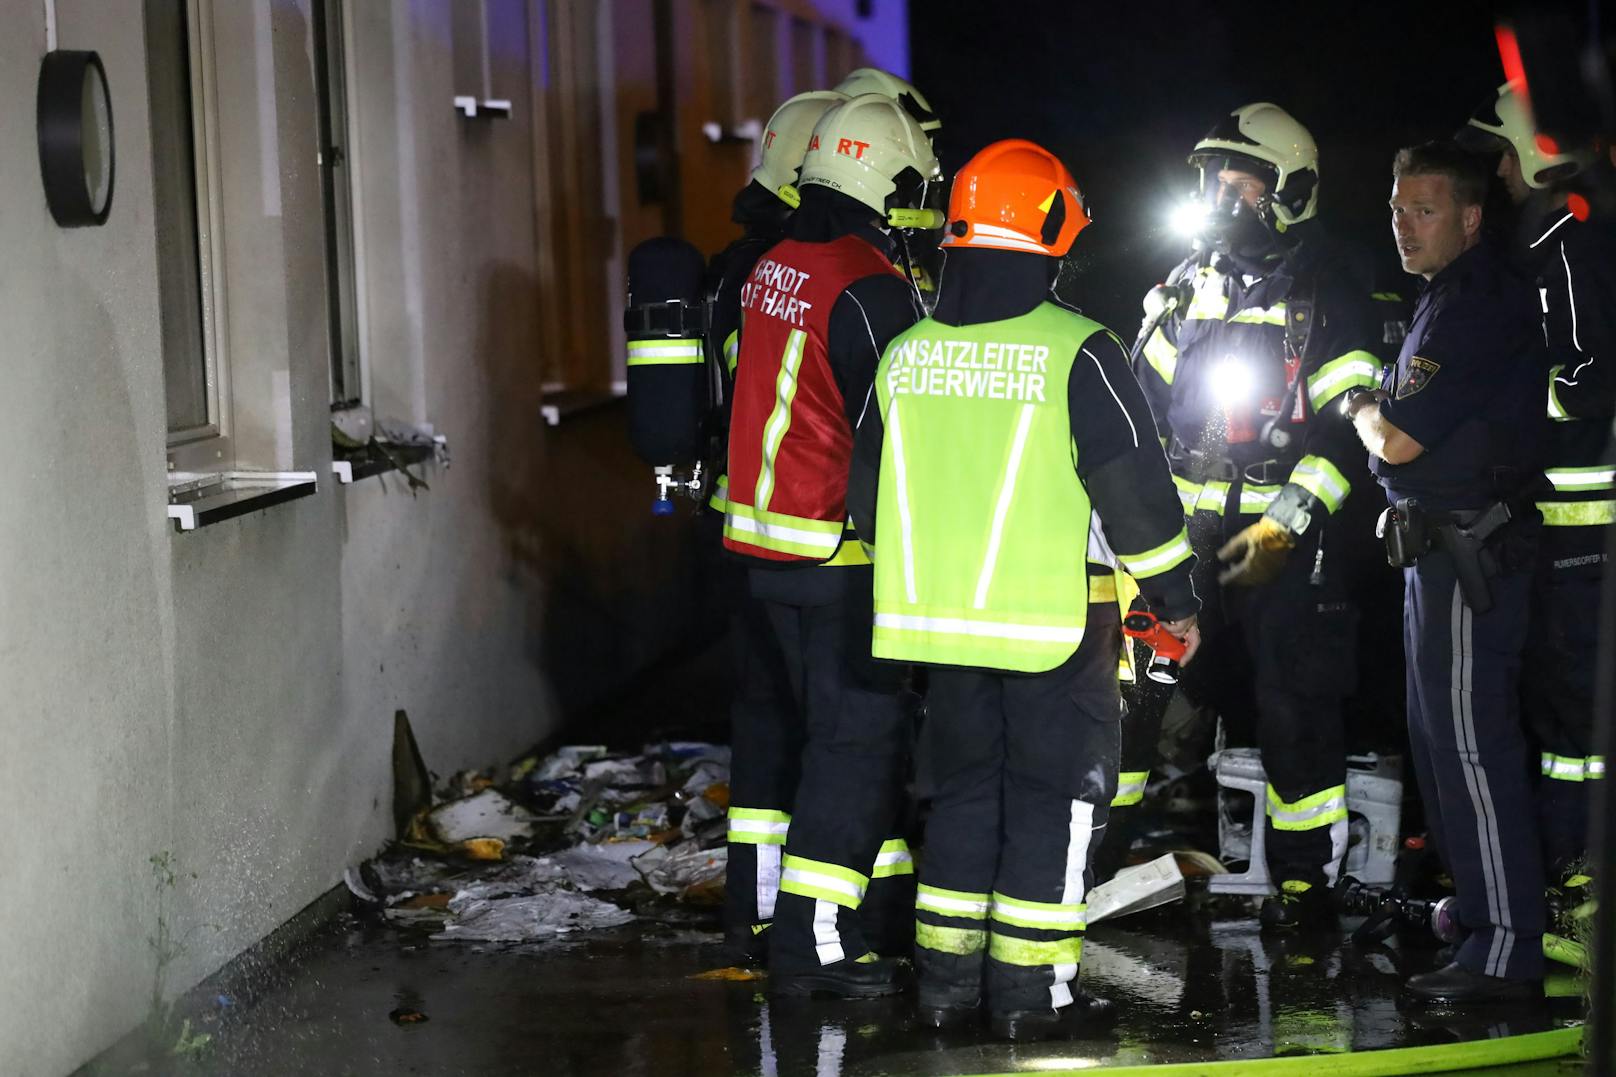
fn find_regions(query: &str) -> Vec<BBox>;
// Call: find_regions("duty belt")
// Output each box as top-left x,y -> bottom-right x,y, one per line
1377,499 -> 1515,613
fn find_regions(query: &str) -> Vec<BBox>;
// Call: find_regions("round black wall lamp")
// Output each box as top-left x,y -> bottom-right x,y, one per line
37,50 -> 114,227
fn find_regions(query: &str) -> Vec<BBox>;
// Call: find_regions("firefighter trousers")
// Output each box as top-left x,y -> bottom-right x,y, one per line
1405,551 -> 1545,980
1522,556 -> 1606,874
1122,510 -> 1355,889
913,605 -> 1121,1015
746,564 -> 914,973
723,585 -> 801,939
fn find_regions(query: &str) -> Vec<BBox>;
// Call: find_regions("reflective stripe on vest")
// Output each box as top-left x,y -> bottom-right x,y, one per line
872,303 -> 1102,672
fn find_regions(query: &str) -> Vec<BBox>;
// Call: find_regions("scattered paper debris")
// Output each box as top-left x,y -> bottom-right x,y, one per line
428,790 -> 538,843
1088,853 -> 1186,924
434,891 -> 634,942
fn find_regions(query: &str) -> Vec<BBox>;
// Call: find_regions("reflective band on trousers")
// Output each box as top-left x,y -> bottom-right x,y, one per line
779,854 -> 868,909
989,932 -> 1083,967
991,893 -> 1087,931
916,922 -> 986,955
1542,753 -> 1606,781
627,339 -> 703,365
1306,350 -> 1382,412
917,884 -> 991,919
1537,500 -> 1616,527
727,806 -> 790,845
1290,456 -> 1350,515
1111,770 -> 1149,807
1117,530 -> 1193,579
1266,783 -> 1348,831
872,838 -> 915,878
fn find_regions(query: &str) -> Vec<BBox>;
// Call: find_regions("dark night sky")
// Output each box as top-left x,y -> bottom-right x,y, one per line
909,0 -> 1506,332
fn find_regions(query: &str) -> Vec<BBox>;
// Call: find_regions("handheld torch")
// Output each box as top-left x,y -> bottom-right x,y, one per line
1122,610 -> 1188,685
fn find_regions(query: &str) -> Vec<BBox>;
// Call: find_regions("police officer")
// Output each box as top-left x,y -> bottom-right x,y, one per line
1347,140 -> 1546,1003
713,88 -> 847,965
849,140 -> 1200,1040
724,94 -> 940,997
1458,83 -> 1614,879
1129,104 -> 1387,928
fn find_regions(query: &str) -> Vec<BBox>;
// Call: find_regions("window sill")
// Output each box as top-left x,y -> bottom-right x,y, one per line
541,386 -> 625,427
331,439 -> 440,485
166,471 -> 319,532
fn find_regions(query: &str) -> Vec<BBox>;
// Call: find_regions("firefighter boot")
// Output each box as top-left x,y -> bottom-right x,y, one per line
769,954 -> 906,999
1260,879 -> 1338,932
988,990 -> 1118,1042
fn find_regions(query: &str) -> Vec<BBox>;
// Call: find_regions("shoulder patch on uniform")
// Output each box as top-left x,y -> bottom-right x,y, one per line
1397,355 -> 1440,399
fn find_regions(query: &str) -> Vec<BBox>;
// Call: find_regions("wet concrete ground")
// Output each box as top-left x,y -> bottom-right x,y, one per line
89,896 -> 1586,1076
80,637 -> 1590,1075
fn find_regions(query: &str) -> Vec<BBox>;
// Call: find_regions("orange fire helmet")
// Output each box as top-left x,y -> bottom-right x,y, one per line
942,139 -> 1090,257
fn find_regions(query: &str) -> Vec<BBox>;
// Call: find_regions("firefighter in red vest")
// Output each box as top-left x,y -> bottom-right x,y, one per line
724,92 -> 940,997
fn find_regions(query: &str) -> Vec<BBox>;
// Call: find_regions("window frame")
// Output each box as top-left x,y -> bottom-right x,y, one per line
160,0 -> 237,475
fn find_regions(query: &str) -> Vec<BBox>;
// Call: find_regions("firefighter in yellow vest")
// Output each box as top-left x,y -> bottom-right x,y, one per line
848,140 -> 1201,1040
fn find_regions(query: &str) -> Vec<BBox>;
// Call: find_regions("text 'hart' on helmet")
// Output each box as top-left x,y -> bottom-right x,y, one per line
1191,102 -> 1319,226
798,93 -> 942,218
752,90 -> 849,206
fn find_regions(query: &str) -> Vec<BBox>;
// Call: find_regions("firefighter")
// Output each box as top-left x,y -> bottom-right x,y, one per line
834,68 -> 944,303
1348,140 -> 1547,1003
714,88 -> 847,964
1128,104 -> 1388,929
833,67 -> 940,141
1458,82 -> 1614,880
723,93 -> 939,997
848,139 -> 1201,1039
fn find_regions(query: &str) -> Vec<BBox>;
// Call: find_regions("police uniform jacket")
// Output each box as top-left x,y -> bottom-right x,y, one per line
1371,241 -> 1546,511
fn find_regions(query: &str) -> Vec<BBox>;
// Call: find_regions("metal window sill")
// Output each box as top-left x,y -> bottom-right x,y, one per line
166,471 -> 319,532
331,439 -> 439,485
541,386 -> 625,427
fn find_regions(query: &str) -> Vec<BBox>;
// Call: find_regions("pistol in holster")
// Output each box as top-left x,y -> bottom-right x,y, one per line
1377,498 -> 1512,614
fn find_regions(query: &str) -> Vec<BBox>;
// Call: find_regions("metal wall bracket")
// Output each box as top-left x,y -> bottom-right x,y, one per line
453,96 -> 511,119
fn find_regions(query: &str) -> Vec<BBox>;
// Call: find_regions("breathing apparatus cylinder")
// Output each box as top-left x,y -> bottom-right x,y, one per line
623,237 -> 712,514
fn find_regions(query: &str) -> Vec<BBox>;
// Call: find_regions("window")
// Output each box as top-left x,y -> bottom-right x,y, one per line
312,0 -> 363,410
789,17 -> 819,96
148,0 -> 232,470
147,0 -> 317,527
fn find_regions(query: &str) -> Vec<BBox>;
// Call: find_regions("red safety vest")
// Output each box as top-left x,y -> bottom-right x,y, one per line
724,234 -> 900,563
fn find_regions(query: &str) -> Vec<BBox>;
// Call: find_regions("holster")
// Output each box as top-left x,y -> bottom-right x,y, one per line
1377,498 -> 1512,614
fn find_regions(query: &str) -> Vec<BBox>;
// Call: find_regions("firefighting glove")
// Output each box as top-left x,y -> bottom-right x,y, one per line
1216,516 -> 1296,587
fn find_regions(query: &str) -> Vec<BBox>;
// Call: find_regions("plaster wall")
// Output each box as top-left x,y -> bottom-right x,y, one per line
0,2 -> 554,1072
